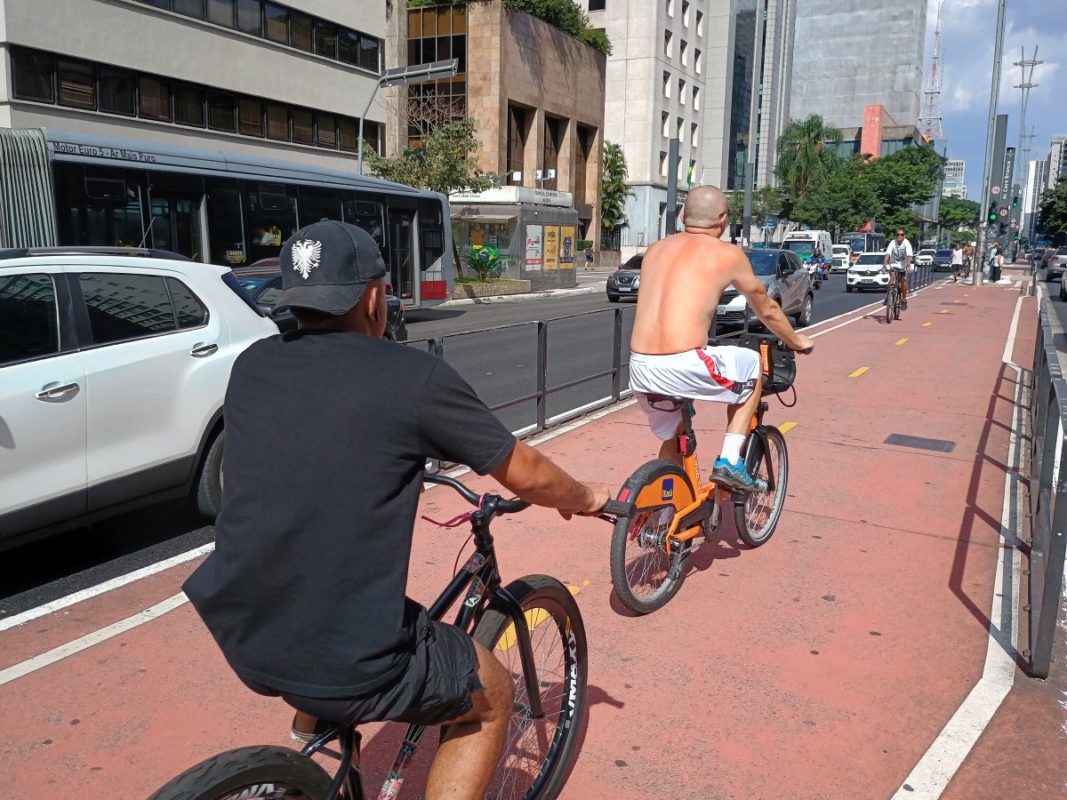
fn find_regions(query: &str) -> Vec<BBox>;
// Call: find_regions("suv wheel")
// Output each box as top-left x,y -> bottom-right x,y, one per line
196,430 -> 225,520
794,295 -> 813,327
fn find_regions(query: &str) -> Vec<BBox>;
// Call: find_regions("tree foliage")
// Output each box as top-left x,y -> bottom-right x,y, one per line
600,141 -> 633,241
363,118 -> 494,196
938,196 -> 980,230
791,164 -> 883,234
1036,177 -> 1067,245
865,145 -> 946,214
775,115 -> 843,202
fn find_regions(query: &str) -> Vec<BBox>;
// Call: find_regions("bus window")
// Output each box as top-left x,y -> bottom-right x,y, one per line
206,185 -> 246,265
246,183 -> 297,263
387,203 -> 417,300
344,196 -> 386,254
298,187 -> 344,227
418,198 -> 446,271
54,164 -> 145,248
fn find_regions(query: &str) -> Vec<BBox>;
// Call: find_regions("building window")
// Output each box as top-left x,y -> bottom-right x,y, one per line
693,85 -> 700,110
175,84 -> 206,126
139,76 -> 172,120
663,70 -> 671,98
57,59 -> 96,110
542,115 -> 563,191
666,0 -> 674,17
207,91 -> 236,130
696,9 -> 703,35
264,2 -> 287,42
664,30 -> 672,58
290,10 -> 312,51
314,20 -> 338,58
589,0 -> 605,9
238,97 -> 264,136
676,117 -> 684,144
236,0 -> 262,35
660,151 -> 669,177
317,112 -> 337,148
359,34 -> 380,71
292,108 -> 314,144
680,40 -> 687,67
205,0 -> 235,27
695,49 -> 702,74
507,104 -> 529,185
173,0 -> 205,18
682,0 -> 690,25
266,103 -> 289,140
11,48 -> 55,103
679,78 -> 686,104
691,122 -> 699,144
661,111 -> 670,138
99,67 -> 136,115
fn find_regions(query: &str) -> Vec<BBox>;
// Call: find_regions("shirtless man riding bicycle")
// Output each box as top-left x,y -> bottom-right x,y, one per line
629,186 -> 814,492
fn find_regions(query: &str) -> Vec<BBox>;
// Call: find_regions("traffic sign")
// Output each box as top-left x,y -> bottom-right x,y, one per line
991,185 -> 1002,196
998,207 -> 1009,218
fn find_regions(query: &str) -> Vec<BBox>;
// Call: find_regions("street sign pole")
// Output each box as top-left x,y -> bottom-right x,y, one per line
975,0 -> 1008,285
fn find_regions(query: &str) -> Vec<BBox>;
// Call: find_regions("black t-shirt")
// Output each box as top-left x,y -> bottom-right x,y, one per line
183,330 -> 516,698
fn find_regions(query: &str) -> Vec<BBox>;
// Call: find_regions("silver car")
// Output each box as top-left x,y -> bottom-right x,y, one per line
1043,246 -> 1067,281
715,249 -> 814,331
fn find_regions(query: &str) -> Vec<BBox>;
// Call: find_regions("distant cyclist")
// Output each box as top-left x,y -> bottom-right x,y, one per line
951,243 -> 964,283
883,229 -> 914,309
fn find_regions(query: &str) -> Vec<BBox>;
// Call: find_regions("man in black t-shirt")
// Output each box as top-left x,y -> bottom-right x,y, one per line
183,220 -> 609,800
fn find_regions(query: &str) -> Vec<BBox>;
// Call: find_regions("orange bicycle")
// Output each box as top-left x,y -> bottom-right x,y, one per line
608,334 -> 792,614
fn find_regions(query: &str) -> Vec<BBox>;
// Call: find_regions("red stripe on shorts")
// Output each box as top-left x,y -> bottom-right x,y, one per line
694,348 -> 743,394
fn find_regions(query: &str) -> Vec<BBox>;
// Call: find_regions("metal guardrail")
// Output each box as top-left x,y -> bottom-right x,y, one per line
412,306 -> 636,438
1026,302 -> 1067,678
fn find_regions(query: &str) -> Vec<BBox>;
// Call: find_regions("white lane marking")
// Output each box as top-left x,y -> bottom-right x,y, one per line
891,294 -> 1026,798
0,544 -> 213,634
0,593 -> 188,686
809,280 -> 947,339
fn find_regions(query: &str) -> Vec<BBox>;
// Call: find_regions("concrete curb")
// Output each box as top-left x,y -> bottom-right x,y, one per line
438,285 -> 600,308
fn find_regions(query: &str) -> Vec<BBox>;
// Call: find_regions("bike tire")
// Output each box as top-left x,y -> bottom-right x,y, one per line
147,745 -> 333,800
472,575 -> 588,800
734,426 -> 789,548
609,459 -> 697,614
893,297 -> 901,320
885,286 -> 895,325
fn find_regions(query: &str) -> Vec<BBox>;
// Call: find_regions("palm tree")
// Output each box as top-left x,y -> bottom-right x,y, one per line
775,115 -> 842,201
600,141 -> 633,249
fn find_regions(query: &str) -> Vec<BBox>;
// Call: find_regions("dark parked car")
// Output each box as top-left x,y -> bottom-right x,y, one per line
715,249 -> 814,331
234,260 -> 407,341
606,254 -> 643,302
933,248 -> 954,271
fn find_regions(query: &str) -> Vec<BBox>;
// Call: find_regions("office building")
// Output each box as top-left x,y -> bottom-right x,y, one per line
791,0 -> 926,129
1047,134 -> 1067,190
393,0 -> 605,288
581,0 -> 795,257
1,0 -> 388,169
942,159 -> 966,199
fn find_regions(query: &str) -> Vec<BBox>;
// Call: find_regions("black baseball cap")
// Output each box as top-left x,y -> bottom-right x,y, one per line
274,220 -> 387,315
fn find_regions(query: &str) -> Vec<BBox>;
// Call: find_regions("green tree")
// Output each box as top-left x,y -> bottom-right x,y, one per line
600,141 -> 633,248
1036,177 -> 1067,245
938,196 -> 980,230
791,167 -> 883,234
866,145 -> 946,215
775,115 -> 843,203
363,118 -> 494,196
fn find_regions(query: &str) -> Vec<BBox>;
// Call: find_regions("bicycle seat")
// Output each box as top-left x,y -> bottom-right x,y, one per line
642,394 -> 689,411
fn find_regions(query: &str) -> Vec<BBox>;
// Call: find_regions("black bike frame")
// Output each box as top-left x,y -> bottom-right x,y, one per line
302,496 -> 544,800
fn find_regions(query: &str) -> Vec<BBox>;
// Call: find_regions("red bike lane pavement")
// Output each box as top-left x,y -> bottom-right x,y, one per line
2,273 -> 1063,798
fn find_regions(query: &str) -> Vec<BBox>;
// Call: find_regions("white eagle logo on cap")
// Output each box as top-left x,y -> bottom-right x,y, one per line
291,239 -> 322,280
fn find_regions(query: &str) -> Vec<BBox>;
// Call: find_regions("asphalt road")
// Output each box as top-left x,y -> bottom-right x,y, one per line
0,273 -> 886,618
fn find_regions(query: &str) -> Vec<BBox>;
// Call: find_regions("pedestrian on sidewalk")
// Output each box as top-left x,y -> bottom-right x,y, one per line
950,243 -> 964,282
584,245 -> 594,270
992,245 -> 1005,283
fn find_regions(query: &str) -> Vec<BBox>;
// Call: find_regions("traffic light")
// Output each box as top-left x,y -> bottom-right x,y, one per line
987,207 -> 998,224
999,222 -> 1007,236
1012,195 -> 1019,208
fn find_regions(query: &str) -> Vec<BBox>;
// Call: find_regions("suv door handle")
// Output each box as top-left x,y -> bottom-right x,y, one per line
190,343 -> 219,358
36,382 -> 81,402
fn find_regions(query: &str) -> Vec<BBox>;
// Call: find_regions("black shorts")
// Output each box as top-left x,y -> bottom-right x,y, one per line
242,608 -> 482,727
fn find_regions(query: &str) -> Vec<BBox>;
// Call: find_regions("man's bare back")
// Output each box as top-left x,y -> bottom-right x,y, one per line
630,233 -> 748,354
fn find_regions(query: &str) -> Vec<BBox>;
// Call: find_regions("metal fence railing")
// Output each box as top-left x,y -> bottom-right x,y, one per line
411,306 -> 638,438
1026,302 -> 1067,678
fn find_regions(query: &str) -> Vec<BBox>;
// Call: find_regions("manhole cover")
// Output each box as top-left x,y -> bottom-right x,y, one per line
884,434 -> 956,453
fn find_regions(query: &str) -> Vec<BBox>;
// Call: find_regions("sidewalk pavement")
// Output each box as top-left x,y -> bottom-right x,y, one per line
1,268 -> 1064,798
438,269 -> 609,307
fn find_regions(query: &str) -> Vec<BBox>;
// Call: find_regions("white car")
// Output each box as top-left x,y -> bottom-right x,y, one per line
831,244 -> 851,273
915,249 -> 935,267
0,247 -> 277,551
846,252 -> 891,292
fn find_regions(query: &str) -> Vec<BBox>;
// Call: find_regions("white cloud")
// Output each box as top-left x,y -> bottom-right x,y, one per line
949,84 -> 973,111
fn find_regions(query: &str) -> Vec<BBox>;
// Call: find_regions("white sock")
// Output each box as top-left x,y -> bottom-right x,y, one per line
719,433 -> 745,464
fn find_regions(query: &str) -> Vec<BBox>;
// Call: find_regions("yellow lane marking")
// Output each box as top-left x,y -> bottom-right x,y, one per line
497,582 -> 583,651
922,322 -> 933,327
939,309 -> 951,314
779,421 -> 797,435
895,338 -> 908,346
849,366 -> 870,378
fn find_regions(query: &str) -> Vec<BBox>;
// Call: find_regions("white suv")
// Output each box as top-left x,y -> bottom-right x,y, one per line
0,248 -> 277,551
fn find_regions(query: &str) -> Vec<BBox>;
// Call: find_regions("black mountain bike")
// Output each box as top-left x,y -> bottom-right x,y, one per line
885,269 -> 904,323
149,473 -> 588,800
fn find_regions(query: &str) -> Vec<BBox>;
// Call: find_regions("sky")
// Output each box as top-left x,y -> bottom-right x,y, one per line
929,0 -> 1067,198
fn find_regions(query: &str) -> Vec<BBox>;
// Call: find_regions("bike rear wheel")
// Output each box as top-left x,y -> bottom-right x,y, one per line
147,745 -> 333,800
885,285 -> 896,324
609,459 -> 697,614
473,575 -> 587,800
734,426 -> 789,547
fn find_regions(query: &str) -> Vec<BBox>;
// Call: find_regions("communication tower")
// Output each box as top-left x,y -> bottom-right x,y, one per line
918,1 -> 945,141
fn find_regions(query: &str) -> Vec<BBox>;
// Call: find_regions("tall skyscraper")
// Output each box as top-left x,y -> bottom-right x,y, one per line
790,1 -> 927,129
942,159 -> 966,199
1047,134 -> 1067,190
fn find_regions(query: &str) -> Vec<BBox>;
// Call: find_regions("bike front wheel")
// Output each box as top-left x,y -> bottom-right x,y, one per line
885,286 -> 895,324
473,575 -> 588,800
147,745 -> 333,800
734,426 -> 789,547
609,459 -> 697,614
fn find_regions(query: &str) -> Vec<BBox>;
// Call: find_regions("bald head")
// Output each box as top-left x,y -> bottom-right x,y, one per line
682,185 -> 728,230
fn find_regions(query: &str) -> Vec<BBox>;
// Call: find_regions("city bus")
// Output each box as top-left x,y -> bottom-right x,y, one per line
840,230 -> 886,263
0,128 -> 452,308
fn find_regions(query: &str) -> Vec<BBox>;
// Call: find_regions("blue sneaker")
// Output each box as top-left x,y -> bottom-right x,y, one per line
711,457 -> 759,493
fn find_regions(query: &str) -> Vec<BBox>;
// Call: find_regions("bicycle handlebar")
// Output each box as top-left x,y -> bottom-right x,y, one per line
423,472 -> 532,515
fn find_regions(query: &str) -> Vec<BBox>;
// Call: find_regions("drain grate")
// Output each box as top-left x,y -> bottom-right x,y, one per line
884,433 -> 956,453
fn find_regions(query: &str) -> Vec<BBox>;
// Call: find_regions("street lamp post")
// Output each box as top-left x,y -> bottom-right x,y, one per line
357,58 -> 459,176
975,0 -> 1008,285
